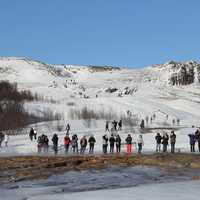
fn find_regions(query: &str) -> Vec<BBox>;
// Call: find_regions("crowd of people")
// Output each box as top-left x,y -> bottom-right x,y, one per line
1,120 -> 200,155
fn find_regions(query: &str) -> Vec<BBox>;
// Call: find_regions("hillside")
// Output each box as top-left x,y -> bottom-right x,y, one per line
1,57 -> 200,155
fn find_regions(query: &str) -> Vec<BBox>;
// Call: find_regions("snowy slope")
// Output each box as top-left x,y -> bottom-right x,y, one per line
1,57 -> 200,155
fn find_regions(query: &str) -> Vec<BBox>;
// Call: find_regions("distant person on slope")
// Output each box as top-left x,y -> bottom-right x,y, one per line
34,130 -> 37,140
44,135 -> 49,153
4,134 -> 9,147
140,119 -> 145,129
125,134 -> 132,154
37,135 -> 42,153
66,123 -> 70,134
0,132 -> 4,147
29,128 -> 34,141
105,121 -> 109,132
118,120 -> 122,131
145,116 -> 149,125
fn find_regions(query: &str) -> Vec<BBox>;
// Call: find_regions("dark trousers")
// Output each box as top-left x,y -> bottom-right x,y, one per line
190,144 -> 195,152
110,144 -> 114,153
138,143 -> 142,153
103,144 -> 108,154
89,144 -> 94,154
198,142 -> 200,152
53,144 -> 58,155
80,146 -> 86,154
171,143 -> 175,153
163,144 -> 168,152
65,144 -> 70,153
116,144 -> 121,153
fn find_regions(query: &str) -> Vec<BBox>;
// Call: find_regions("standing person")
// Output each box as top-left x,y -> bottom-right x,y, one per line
71,134 -> 79,154
155,133 -> 162,152
102,134 -> 108,154
0,132 -> 4,147
4,134 -> 9,147
52,134 -> 59,155
37,135 -> 42,153
88,135 -> 96,154
125,134 -> 132,154
64,134 -> 71,153
34,130 -> 37,140
140,119 -> 145,129
105,121 -> 109,132
188,133 -> 196,152
29,128 -> 34,141
177,118 -> 180,126
137,134 -> 144,154
116,134 -> 121,153
153,113 -> 156,120
145,116 -> 149,125
118,120 -> 122,131
114,120 -> 118,131
109,134 -> 115,153
170,131 -> 176,153
150,117 -> 153,124
44,135 -> 49,153
80,136 -> 87,154
172,119 -> 176,126
162,133 -> 169,153
66,123 -> 70,134
195,129 -> 200,152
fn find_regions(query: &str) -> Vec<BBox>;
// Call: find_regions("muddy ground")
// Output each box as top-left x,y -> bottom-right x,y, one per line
0,153 -> 200,184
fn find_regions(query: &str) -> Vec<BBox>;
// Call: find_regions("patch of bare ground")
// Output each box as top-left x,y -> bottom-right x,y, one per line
0,153 -> 200,183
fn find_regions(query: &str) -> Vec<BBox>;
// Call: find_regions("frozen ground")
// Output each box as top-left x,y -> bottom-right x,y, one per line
0,166 -> 200,200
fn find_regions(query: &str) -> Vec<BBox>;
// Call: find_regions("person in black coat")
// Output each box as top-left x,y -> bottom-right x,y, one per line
195,129 -> 200,152
102,134 -> 108,154
0,132 -> 4,148
88,135 -> 96,154
162,133 -> 169,153
155,133 -> 162,152
188,133 -> 196,152
52,134 -> 59,155
116,134 -> 121,153
170,131 -> 176,153
29,128 -> 34,141
109,134 -> 116,153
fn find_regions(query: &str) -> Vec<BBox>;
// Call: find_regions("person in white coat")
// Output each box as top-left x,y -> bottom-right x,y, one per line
4,134 -> 9,147
137,134 -> 144,154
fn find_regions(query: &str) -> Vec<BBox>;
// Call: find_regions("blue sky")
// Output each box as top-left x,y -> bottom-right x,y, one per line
0,0 -> 200,68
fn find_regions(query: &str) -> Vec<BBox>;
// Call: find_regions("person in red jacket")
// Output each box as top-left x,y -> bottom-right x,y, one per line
125,134 -> 132,154
64,134 -> 71,153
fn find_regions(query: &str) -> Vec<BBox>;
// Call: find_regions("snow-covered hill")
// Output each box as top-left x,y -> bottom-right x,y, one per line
1,57 -> 200,155
1,57 -> 200,121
